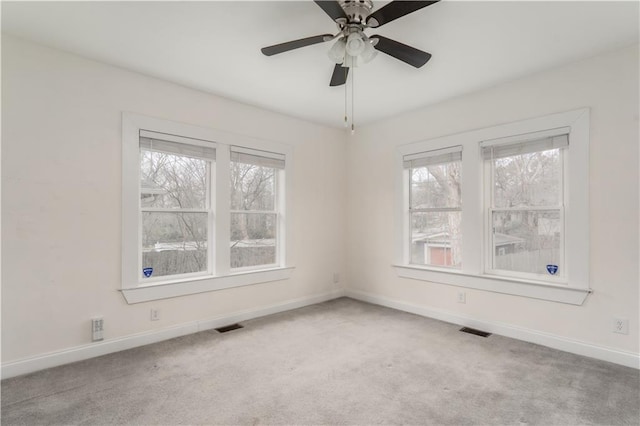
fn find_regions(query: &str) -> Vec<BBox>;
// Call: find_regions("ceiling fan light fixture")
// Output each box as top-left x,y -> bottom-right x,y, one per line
360,38 -> 377,64
345,32 -> 365,56
327,38 -> 346,64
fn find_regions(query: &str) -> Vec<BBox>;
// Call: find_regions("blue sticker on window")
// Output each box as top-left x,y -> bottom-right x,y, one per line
546,264 -> 558,275
143,267 -> 153,278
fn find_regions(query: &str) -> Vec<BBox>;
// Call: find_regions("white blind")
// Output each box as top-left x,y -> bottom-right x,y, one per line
231,146 -> 285,169
481,134 -> 569,160
140,137 -> 216,160
403,146 -> 462,169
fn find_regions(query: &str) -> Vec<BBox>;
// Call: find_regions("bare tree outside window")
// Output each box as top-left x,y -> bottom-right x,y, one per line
410,160 -> 462,267
230,159 -> 277,268
490,148 -> 562,275
140,148 -> 210,278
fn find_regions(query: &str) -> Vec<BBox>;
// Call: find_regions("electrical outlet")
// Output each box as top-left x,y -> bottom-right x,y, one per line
333,273 -> 340,284
91,317 -> 104,342
150,309 -> 160,321
613,318 -> 628,334
457,292 -> 466,304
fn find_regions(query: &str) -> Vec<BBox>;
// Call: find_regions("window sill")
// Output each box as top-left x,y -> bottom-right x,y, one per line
393,264 -> 591,305
120,266 -> 295,304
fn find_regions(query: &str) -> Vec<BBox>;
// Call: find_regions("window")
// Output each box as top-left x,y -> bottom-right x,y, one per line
230,147 -> 285,270
394,109 -> 590,305
482,133 -> 567,281
139,132 -> 215,281
404,147 -> 462,268
122,113 -> 293,304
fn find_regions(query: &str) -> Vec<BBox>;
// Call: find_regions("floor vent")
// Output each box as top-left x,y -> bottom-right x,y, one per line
460,327 -> 491,337
215,323 -> 244,333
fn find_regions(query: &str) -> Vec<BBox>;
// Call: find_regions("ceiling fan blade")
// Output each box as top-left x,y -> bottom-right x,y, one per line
261,34 -> 333,56
329,64 -> 349,87
314,0 -> 348,22
366,1 -> 439,28
370,35 -> 432,68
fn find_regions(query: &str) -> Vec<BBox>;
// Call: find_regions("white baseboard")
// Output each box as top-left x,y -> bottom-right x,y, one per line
1,289 -> 345,379
345,289 -> 640,370
5,287 -> 635,379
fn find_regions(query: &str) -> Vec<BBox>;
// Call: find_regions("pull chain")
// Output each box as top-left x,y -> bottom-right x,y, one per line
342,58 -> 356,135
351,65 -> 355,135
344,66 -> 348,127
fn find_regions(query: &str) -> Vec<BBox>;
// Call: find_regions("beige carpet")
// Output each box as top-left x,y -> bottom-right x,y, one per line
2,298 -> 639,425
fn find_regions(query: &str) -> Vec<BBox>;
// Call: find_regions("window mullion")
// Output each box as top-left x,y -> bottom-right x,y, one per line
485,161 -> 492,274
215,145 -> 231,277
276,169 -> 285,267
207,161 -> 214,275
460,140 -> 482,275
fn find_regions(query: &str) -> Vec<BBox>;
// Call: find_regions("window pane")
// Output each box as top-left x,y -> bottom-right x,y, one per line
411,162 -> 461,209
493,149 -> 560,208
142,212 -> 208,278
410,211 -> 462,268
140,149 -> 209,209
230,162 -> 275,211
492,210 -> 561,276
231,213 -> 277,268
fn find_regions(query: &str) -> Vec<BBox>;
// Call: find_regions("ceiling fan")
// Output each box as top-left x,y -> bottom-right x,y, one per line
261,0 -> 439,87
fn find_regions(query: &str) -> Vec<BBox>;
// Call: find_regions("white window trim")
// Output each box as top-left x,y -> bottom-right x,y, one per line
122,112 -> 294,304
394,108 -> 590,305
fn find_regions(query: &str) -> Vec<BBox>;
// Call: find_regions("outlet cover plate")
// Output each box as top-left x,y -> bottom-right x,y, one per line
613,318 -> 628,334
92,317 -> 104,342
150,309 -> 160,321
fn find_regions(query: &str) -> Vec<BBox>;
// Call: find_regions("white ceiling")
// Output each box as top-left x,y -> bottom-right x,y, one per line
2,1 -> 638,128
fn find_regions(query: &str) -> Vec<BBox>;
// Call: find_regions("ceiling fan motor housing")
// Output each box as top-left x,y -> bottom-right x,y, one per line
339,0 -> 374,24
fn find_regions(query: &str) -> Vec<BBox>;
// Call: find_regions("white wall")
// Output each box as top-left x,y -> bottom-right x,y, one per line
347,45 -> 639,355
1,36 -> 347,363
